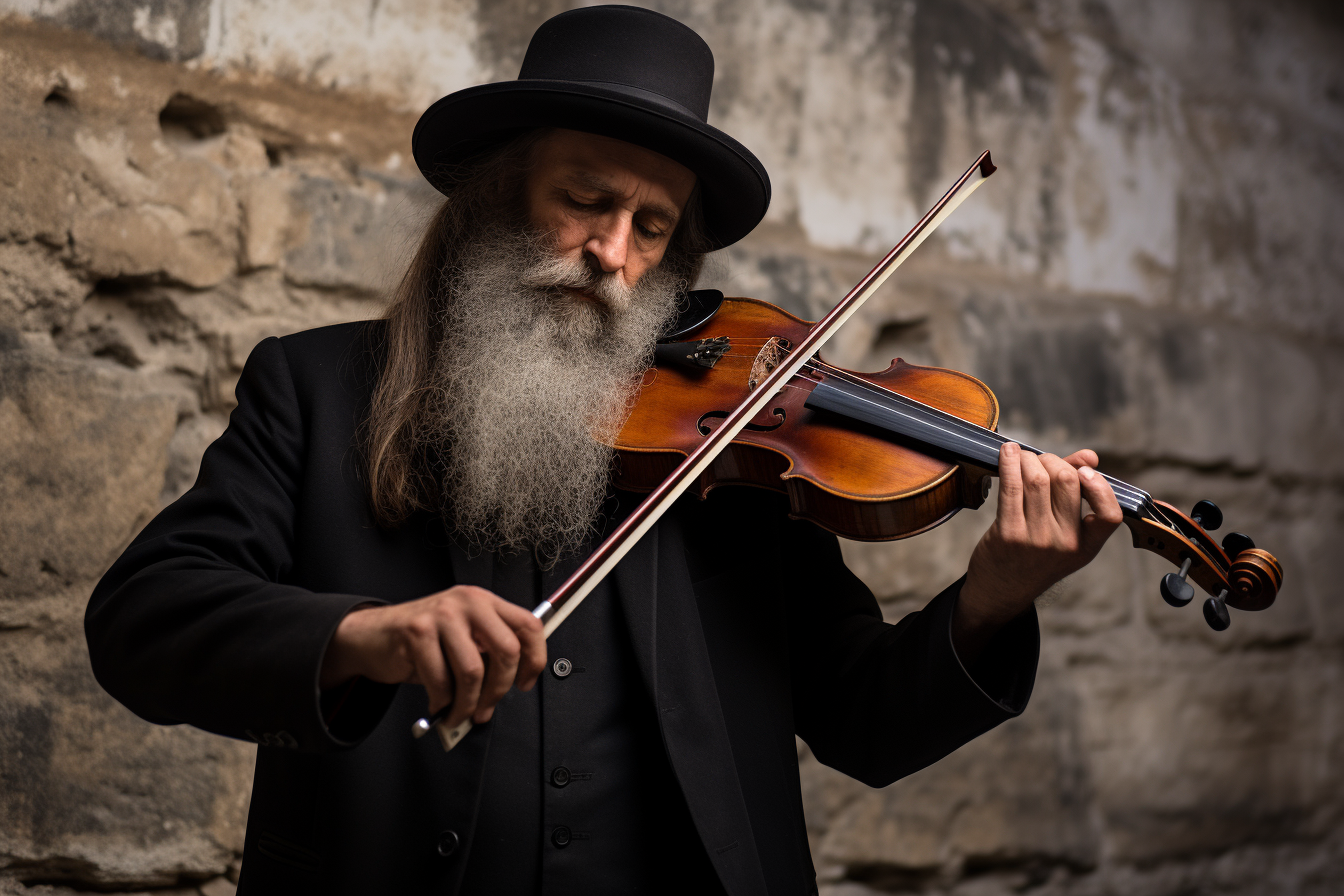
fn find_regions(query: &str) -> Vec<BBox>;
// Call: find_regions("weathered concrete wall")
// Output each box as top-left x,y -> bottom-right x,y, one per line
1,1 -> 1340,893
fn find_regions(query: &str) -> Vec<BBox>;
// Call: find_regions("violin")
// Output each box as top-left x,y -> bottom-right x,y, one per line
415,151 -> 1282,750
625,290 -> 1282,626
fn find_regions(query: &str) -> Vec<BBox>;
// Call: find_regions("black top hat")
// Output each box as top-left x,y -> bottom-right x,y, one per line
412,5 -> 770,249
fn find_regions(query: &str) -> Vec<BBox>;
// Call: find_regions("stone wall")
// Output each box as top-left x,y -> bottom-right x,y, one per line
1,1 -> 1341,894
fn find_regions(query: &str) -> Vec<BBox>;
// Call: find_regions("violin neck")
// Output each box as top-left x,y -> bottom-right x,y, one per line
803,375 -> 1149,517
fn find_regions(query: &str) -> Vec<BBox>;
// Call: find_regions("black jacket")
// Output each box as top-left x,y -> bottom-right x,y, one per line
86,321 -> 1039,896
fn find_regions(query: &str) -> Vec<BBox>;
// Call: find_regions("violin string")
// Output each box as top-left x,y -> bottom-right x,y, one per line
786,355 -> 1159,516
809,359 -> 1155,510
815,361 -> 1176,527
688,335 -> 1168,525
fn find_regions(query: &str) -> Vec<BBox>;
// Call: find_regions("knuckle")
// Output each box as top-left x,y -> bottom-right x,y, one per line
459,660 -> 485,685
406,616 -> 437,641
443,586 -> 475,605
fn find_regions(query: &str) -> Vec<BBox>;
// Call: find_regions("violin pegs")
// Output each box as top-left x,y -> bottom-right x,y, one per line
1222,531 -> 1255,557
1191,500 -> 1223,532
1160,572 -> 1195,607
1203,590 -> 1232,631
1160,557 -> 1195,607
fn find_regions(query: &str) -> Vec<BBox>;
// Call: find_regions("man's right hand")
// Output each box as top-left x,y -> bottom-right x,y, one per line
319,587 -> 547,728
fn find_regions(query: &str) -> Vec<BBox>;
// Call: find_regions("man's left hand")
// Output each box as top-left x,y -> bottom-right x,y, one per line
954,443 -> 1124,662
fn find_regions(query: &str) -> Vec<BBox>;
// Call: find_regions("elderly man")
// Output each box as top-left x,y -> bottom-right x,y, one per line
86,6 -> 1120,895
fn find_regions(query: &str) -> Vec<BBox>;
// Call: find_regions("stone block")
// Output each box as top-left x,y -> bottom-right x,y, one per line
0,243 -> 88,334
67,138 -> 240,290
0,585 -> 252,890
236,171 -> 299,271
805,670 -> 1100,876
61,288 -> 209,376
1071,646 -> 1344,863
967,297 -> 1344,480
15,0 -> 213,63
70,203 -> 235,290
283,169 -> 437,297
0,340 -> 178,599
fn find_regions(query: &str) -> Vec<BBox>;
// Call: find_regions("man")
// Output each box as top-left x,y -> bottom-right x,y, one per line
86,7 -> 1121,895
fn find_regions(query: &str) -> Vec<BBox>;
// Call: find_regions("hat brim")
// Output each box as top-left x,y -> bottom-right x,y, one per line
412,80 -> 770,250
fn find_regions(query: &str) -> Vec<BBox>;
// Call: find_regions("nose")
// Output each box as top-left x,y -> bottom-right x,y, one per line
583,212 -> 633,276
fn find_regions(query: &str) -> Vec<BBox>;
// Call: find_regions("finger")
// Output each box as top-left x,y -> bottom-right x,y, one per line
995,442 -> 1026,534
405,616 -> 453,715
1039,453 -> 1083,533
495,599 -> 547,691
1078,464 -> 1124,552
1062,448 -> 1099,470
1019,450 -> 1056,535
438,610 -> 486,729
467,606 -> 523,723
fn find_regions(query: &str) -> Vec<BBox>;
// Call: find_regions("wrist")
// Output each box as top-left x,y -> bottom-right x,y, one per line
320,604 -> 378,690
957,572 -> 1022,630
953,573 -> 1026,664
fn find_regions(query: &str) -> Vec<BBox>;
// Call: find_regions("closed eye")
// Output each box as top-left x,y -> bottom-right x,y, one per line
565,192 -> 605,210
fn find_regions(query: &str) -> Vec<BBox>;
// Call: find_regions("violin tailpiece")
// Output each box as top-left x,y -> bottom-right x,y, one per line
653,337 -> 730,370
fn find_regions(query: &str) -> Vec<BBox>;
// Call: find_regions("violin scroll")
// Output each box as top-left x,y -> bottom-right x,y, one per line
1127,498 -> 1282,631
1227,548 -> 1282,612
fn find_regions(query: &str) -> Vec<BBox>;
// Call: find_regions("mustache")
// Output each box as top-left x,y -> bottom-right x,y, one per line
517,252 -> 635,310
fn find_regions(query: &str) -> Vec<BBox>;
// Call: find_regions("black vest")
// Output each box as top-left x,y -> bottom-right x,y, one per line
461,510 -> 723,894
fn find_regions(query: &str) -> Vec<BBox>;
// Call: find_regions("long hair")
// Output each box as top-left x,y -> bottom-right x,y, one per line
362,131 -> 711,528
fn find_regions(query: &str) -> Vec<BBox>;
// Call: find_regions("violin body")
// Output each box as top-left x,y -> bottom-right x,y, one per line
615,297 -> 1000,541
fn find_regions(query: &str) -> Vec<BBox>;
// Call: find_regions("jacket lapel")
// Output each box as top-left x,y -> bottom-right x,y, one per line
612,512 -> 769,896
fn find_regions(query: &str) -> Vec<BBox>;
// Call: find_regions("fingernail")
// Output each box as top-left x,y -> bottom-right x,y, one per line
1003,442 -> 1019,457
1080,466 -> 1095,479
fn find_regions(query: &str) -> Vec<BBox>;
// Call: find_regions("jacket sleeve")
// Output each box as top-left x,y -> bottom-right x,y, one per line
85,336 -> 395,753
787,516 -> 1039,788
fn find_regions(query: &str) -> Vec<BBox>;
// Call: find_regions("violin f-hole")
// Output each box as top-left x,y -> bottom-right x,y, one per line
747,407 -> 786,432
698,407 -> 786,435
697,410 -> 728,436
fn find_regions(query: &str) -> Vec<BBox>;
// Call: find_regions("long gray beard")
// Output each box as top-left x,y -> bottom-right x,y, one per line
427,229 -> 683,564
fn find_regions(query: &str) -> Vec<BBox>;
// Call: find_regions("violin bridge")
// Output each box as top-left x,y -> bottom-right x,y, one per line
749,337 -> 790,389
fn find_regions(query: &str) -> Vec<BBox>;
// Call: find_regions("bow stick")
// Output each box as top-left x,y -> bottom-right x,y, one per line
414,150 -> 998,750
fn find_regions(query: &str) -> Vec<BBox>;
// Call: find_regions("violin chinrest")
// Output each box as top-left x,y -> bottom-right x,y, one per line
661,289 -> 724,342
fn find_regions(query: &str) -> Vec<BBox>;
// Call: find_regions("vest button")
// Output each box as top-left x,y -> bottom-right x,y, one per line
550,765 -> 571,787
551,825 -> 572,848
552,657 -> 573,678
436,829 -> 460,857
